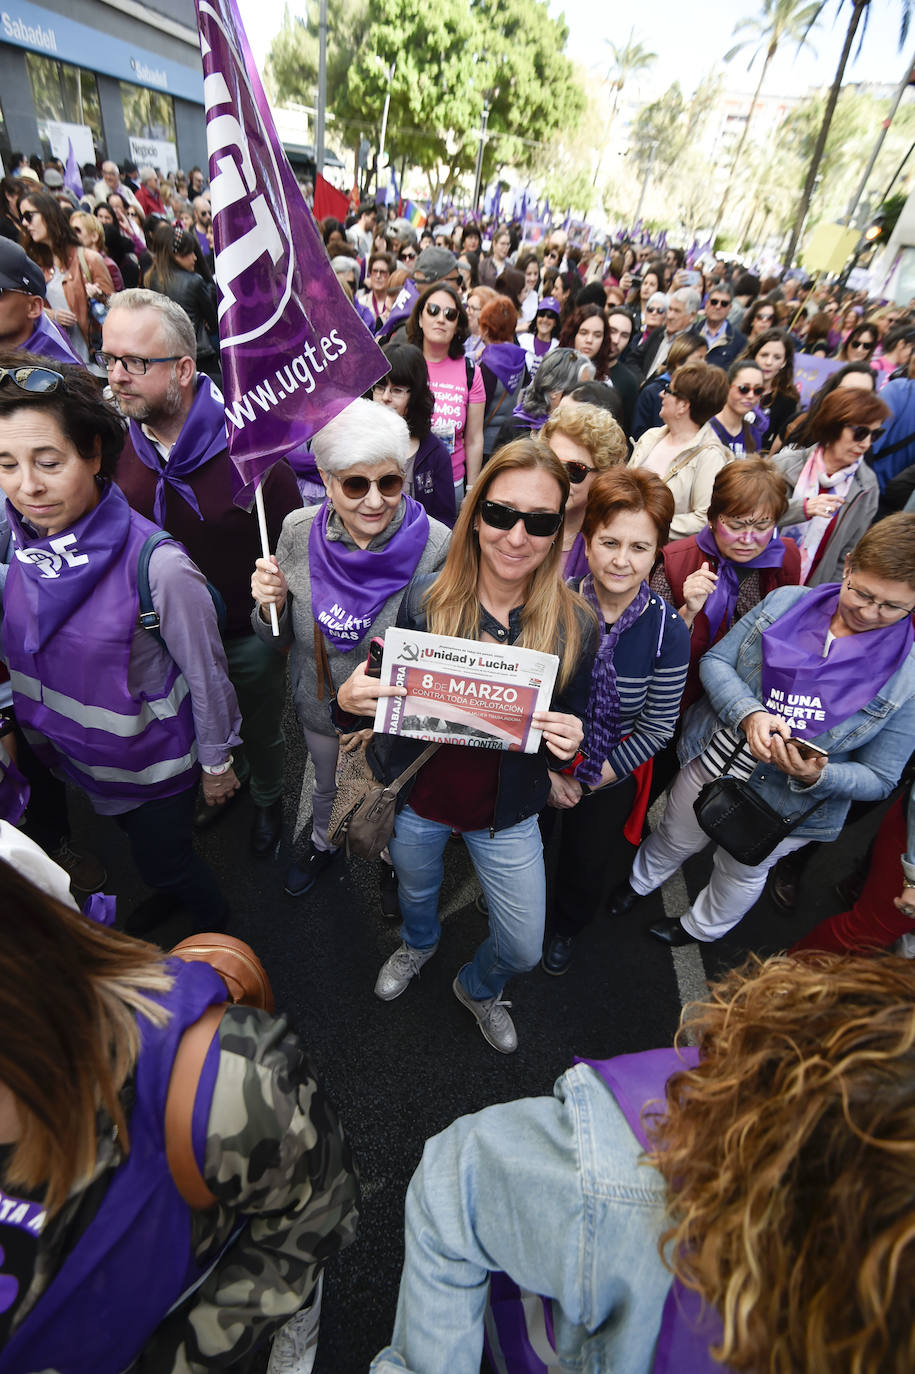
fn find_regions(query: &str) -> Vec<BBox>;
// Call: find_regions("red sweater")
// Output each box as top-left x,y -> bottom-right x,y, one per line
115,434 -> 301,636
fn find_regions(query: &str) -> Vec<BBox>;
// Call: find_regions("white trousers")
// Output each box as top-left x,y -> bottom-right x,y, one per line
631,756 -> 809,941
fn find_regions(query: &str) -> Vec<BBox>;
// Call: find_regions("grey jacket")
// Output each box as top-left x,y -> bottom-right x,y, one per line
252,502 -> 450,735
774,445 -> 879,586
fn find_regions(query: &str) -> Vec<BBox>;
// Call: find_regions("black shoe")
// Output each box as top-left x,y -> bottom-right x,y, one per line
541,932 -> 574,976
607,880 -> 640,918
250,800 -> 283,857
648,916 -> 699,947
284,844 -> 337,897
380,861 -> 400,919
125,893 -> 183,935
768,859 -> 798,913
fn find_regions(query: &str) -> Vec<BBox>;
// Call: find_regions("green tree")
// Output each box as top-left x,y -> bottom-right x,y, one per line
592,30 -> 657,186
711,0 -> 821,235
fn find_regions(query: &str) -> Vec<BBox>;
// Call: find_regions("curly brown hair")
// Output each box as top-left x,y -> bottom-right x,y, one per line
648,953 -> 915,1374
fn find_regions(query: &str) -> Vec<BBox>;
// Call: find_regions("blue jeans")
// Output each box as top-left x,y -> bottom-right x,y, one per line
388,806 -> 545,1000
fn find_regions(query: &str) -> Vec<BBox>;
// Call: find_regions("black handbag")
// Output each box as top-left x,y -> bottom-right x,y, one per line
693,736 -> 826,866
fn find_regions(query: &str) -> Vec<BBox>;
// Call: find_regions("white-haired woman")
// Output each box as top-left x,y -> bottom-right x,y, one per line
251,400 -> 451,902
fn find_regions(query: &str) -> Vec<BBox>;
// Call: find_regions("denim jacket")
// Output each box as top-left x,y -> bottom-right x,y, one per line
682,584 -> 915,842
370,1063 -> 671,1374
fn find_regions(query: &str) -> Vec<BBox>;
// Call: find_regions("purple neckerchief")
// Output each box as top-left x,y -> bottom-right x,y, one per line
760,582 -> 914,736
127,375 -> 227,524
378,279 -> 419,342
480,342 -> 528,393
0,738 -> 28,825
353,296 -> 376,333
510,400 -> 548,430
695,523 -> 786,641
576,575 -> 651,787
561,531 -> 590,582
308,495 -> 429,652
5,481 -> 131,652
23,313 -> 83,366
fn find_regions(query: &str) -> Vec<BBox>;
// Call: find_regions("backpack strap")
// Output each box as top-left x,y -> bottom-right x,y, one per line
164,1001 -> 226,1210
137,530 -> 175,646
464,356 -> 475,391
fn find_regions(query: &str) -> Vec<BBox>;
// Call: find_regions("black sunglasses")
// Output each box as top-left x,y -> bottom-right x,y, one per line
0,364 -> 62,393
479,499 -> 562,537
735,383 -> 765,397
850,425 -> 884,443
561,459 -> 595,484
425,302 -> 458,321
708,297 -> 730,307
661,385 -> 682,400
19,210 -> 39,223
338,472 -> 404,499
849,338 -> 876,351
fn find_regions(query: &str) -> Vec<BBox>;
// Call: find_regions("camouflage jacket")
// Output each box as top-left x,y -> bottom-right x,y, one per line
14,1005 -> 359,1373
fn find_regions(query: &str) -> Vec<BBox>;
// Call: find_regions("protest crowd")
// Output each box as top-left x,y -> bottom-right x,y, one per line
2,82 -> 915,1374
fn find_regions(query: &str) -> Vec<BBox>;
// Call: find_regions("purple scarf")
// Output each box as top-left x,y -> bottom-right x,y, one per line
510,400 -> 548,430
577,575 -> 651,786
760,583 -> 914,736
127,375 -> 228,524
562,531 -> 590,582
308,495 -> 430,652
695,523 -> 786,641
5,481 -> 130,652
480,342 -> 528,393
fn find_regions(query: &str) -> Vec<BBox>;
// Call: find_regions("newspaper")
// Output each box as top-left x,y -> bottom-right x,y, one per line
373,628 -> 559,753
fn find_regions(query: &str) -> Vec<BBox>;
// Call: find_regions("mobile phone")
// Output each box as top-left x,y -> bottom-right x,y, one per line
630,273 -> 642,288
682,270 -> 701,287
365,636 -> 385,679
787,737 -> 828,760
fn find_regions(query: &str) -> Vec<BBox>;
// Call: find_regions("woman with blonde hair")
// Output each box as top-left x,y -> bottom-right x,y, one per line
0,856 -> 358,1372
335,439 -> 596,1054
69,209 -> 124,291
540,401 -> 628,577
371,952 -> 915,1374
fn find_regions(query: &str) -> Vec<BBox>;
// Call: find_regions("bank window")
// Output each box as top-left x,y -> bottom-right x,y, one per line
120,84 -> 176,143
26,52 -> 103,155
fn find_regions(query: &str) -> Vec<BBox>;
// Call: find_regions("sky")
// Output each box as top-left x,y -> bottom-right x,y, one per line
235,0 -> 913,120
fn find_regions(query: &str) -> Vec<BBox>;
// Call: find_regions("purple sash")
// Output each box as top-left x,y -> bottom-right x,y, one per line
481,342 -> 528,393
128,374 -> 228,524
510,400 -> 548,430
695,523 -> 786,642
308,496 -> 429,652
760,583 -> 914,736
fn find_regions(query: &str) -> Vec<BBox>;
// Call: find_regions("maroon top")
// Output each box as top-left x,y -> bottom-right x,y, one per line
115,434 -> 301,636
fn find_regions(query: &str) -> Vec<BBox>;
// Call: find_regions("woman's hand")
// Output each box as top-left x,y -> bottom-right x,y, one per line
893,882 -> 915,919
201,765 -> 240,806
620,271 -> 633,294
740,710 -> 790,763
85,282 -> 105,301
769,734 -> 828,785
548,770 -> 582,808
51,306 -> 77,328
681,561 -> 718,619
339,728 -> 374,754
336,662 -> 405,717
804,492 -> 843,519
252,555 -> 288,618
534,710 -> 583,759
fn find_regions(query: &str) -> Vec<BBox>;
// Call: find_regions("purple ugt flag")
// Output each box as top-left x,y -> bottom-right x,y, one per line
64,140 -> 83,201
195,0 -> 388,508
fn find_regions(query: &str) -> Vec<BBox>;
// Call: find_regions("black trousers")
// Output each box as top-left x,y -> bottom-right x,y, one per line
541,775 -> 638,939
116,784 -> 230,927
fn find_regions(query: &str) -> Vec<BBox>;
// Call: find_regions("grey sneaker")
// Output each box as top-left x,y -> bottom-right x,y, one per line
374,942 -> 439,1001
267,1272 -> 322,1374
452,970 -> 518,1054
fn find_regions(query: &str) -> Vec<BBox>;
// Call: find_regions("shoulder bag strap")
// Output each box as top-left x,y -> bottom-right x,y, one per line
720,731 -> 829,826
164,1002 -> 226,1210
75,246 -> 91,284
313,620 -> 335,701
386,741 -> 442,795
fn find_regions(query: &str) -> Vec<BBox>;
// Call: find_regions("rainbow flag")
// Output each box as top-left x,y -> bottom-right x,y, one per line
404,199 -> 426,228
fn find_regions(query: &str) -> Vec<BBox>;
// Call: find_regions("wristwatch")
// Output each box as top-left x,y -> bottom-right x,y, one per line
202,755 -> 234,776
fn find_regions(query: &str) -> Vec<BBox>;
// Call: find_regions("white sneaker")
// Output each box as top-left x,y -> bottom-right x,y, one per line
267,1273 -> 323,1374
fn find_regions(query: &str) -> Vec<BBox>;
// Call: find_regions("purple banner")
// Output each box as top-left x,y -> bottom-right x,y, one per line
195,0 -> 388,508
793,353 -> 841,409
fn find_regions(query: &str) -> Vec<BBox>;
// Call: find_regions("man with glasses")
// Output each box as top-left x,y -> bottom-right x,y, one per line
103,290 -> 301,857
192,195 -> 214,260
0,240 -> 82,365
638,287 -> 700,379
691,283 -> 746,370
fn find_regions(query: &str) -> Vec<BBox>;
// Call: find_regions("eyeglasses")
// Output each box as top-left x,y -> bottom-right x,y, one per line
755,313 -> 775,324
0,364 -> 62,393
372,381 -> 411,401
401,250 -> 417,262
560,459 -> 595,484
338,472 -> 404,499
479,499 -> 562,537
718,515 -> 775,534
734,383 -> 765,397
708,297 -> 730,308
19,210 -> 39,223
646,305 -> 666,314
425,302 -> 458,321
850,424 -> 885,443
661,385 -> 682,400
95,352 -> 182,375
849,339 -> 876,352
844,574 -> 915,617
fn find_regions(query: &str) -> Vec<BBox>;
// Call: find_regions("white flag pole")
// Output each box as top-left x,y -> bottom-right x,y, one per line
254,479 -> 280,636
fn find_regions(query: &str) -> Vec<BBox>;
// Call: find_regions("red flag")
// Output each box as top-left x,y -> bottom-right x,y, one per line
313,173 -> 350,222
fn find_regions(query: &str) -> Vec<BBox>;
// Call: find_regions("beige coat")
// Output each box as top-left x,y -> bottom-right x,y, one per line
628,422 -> 731,539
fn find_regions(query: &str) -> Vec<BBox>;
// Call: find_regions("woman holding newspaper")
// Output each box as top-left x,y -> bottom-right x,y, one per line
334,439 -> 596,1054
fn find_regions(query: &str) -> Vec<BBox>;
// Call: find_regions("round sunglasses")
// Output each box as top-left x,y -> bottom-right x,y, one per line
734,383 -> 765,397
425,302 -> 458,321
849,425 -> 884,443
479,499 -> 562,537
337,472 -> 404,499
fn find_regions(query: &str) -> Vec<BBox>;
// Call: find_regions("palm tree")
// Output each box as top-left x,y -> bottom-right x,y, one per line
782,0 -> 912,269
593,31 -> 657,187
711,0 -> 822,238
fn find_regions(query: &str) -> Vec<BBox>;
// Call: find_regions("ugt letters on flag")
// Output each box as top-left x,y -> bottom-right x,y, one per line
196,0 -> 388,506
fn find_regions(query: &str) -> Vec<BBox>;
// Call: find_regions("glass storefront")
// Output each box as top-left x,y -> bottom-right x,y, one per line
25,51 -> 104,158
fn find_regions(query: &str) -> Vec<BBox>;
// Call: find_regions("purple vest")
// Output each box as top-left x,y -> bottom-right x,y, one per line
4,486 -> 200,805
485,1048 -> 731,1374
0,959 -> 227,1374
